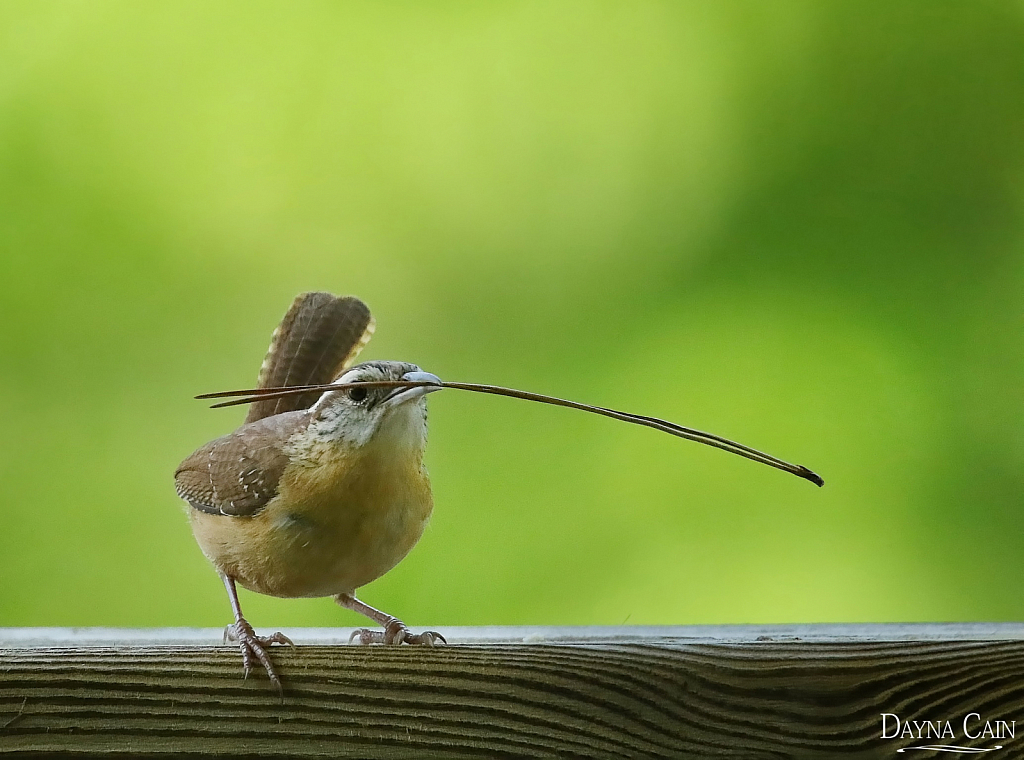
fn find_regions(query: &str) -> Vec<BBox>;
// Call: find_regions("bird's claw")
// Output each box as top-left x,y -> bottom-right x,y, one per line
224,619 -> 293,694
406,629 -> 446,646
349,620 -> 446,646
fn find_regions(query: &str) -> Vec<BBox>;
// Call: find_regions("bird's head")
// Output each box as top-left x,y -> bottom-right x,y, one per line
304,360 -> 442,450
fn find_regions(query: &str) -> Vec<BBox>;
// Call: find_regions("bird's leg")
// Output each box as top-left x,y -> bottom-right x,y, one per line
220,573 -> 294,694
336,592 -> 446,646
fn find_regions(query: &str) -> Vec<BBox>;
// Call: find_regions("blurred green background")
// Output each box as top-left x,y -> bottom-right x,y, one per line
2,1 -> 1023,629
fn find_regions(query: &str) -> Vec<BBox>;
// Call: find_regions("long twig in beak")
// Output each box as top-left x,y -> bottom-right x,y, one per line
196,380 -> 824,487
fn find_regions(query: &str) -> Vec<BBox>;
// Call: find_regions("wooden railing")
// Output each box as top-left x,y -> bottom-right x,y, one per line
2,624 -> 1024,757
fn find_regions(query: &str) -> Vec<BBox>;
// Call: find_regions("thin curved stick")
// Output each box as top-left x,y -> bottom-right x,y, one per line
196,380 -> 824,487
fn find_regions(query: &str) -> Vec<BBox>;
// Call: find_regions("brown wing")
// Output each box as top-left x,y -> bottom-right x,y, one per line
174,411 -> 306,517
245,292 -> 374,423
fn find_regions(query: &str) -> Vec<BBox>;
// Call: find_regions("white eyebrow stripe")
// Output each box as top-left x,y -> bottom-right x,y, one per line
308,368 -> 366,415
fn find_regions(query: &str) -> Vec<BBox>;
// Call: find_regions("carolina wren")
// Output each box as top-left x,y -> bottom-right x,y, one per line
175,293 -> 445,692
177,291 -> 823,693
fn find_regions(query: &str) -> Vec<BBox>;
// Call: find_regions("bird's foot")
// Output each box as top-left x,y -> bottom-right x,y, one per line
349,619 -> 446,646
224,619 -> 294,694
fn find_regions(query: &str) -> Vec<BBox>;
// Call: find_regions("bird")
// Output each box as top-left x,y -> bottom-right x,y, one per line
176,290 -> 824,693
174,292 -> 445,693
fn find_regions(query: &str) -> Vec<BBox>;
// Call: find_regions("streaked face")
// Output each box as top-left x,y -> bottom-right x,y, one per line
307,361 -> 442,448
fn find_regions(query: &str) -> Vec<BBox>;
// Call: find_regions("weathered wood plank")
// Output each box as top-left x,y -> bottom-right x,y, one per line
1,625 -> 1023,758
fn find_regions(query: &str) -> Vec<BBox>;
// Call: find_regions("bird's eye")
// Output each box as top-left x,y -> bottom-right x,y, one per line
348,386 -> 368,403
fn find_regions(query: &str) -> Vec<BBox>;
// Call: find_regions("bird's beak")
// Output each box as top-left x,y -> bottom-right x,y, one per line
384,371 -> 443,408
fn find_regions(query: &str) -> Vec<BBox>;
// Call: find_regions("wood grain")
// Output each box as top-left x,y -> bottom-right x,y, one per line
2,625 -> 1024,758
